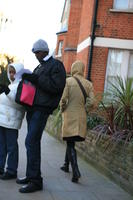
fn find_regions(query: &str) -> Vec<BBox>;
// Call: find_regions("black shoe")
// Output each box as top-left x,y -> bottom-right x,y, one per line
1,171 -> 17,180
19,182 -> 43,193
72,176 -> 79,183
60,163 -> 69,173
16,177 -> 29,184
72,175 -> 80,183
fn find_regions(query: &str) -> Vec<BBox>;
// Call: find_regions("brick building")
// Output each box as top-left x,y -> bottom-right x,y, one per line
55,0 -> 133,94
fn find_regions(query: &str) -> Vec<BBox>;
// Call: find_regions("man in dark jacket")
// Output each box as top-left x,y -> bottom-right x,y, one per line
17,39 -> 66,193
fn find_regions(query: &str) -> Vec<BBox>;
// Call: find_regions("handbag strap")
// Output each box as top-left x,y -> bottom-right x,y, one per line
73,77 -> 87,103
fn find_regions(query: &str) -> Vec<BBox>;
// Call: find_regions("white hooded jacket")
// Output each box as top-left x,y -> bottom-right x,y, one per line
0,63 -> 27,130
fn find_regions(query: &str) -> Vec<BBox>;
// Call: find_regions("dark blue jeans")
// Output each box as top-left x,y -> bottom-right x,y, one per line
25,110 -> 49,186
0,126 -> 18,175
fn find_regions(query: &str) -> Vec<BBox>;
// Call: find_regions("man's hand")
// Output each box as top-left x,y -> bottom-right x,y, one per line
22,73 -> 38,84
0,84 -> 10,95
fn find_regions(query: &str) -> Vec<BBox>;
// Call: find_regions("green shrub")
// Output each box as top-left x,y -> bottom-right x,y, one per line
87,113 -> 105,129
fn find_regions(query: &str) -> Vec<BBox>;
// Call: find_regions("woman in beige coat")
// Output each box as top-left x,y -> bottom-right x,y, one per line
60,60 -> 94,183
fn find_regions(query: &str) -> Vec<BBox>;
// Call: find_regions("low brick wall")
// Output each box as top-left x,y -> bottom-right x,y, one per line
46,116 -> 133,195
76,132 -> 133,196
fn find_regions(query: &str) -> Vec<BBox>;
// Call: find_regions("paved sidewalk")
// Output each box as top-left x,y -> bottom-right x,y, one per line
0,119 -> 132,200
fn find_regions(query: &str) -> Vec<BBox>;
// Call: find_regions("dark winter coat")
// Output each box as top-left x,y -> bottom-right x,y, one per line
33,56 -> 66,114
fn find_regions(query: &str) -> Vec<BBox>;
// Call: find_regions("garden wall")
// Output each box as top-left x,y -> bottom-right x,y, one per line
45,116 -> 133,196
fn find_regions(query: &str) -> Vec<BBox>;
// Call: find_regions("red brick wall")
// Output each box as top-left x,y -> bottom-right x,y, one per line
78,0 -> 94,43
66,0 -> 82,47
96,0 -> 133,39
76,0 -> 94,79
76,46 -> 108,94
91,47 -> 108,94
63,51 -> 77,73
76,47 -> 89,77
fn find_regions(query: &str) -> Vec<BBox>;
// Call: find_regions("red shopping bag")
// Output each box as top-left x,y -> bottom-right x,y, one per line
15,80 -> 36,106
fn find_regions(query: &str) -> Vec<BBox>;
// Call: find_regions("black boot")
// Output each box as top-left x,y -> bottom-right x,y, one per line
68,147 -> 81,183
60,147 -> 69,173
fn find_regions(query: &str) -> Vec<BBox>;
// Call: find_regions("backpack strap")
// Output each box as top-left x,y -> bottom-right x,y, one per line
73,77 -> 87,103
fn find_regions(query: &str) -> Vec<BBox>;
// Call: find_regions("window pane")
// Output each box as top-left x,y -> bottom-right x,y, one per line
107,50 -> 122,76
114,0 -> 128,9
128,53 -> 133,78
129,0 -> 133,8
57,41 -> 63,56
105,49 -> 123,92
106,76 -> 119,92
61,0 -> 71,31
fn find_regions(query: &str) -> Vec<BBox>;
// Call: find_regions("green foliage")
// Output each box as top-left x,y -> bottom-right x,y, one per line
94,77 -> 133,146
109,76 -> 133,130
0,54 -> 15,85
52,107 -> 62,132
87,113 -> 105,129
99,77 -> 133,130
0,65 -> 9,85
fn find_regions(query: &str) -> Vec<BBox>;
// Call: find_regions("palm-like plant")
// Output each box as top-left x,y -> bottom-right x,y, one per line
109,76 -> 133,130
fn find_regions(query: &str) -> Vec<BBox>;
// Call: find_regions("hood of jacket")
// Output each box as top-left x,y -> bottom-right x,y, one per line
8,63 -> 24,83
7,63 -> 31,83
71,60 -> 85,77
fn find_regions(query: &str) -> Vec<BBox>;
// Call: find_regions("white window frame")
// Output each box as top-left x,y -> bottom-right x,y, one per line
104,49 -> 133,93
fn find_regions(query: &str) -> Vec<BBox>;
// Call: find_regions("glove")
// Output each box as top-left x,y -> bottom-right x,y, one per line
0,84 -> 10,95
22,73 -> 38,84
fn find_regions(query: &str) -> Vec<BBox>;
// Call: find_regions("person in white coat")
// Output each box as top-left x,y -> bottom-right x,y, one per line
0,63 -> 26,180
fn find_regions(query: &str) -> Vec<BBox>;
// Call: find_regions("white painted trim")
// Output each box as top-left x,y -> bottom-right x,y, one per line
94,37 -> 133,50
77,37 -> 91,53
77,37 -> 133,53
110,9 -> 133,13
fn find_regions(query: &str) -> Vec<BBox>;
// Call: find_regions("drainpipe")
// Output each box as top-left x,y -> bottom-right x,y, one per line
87,0 -> 98,81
